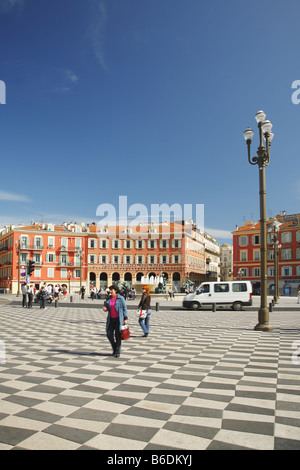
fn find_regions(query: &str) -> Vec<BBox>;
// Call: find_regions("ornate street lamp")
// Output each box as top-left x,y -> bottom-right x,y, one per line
243,110 -> 274,331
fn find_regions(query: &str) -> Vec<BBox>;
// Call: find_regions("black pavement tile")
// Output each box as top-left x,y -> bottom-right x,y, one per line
276,401 -> 300,412
225,402 -> 275,416
42,424 -> 98,445
16,408 -> 62,423
175,405 -> 222,419
0,384 -> 20,395
68,407 -> 117,422
190,391 -> 233,403
98,394 -> 139,407
49,395 -> 93,407
163,421 -> 219,440
207,440 -> 251,450
235,390 -> 277,401
274,438 -> 300,450
3,395 -> 43,408
121,406 -> 171,421
26,384 -> 65,395
0,425 -> 35,446
144,393 -> 187,405
103,423 -> 159,442
222,419 -> 274,436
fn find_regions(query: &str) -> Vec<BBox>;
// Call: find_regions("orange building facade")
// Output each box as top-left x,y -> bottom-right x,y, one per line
0,222 -> 88,294
86,222 -> 207,291
0,220 -> 211,294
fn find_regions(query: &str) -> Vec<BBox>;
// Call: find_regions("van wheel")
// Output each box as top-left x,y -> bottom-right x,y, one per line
233,302 -> 243,311
190,302 -> 200,310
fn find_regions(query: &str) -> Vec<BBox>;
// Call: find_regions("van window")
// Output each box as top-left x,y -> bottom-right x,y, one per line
232,283 -> 247,292
199,284 -> 210,293
214,283 -> 229,293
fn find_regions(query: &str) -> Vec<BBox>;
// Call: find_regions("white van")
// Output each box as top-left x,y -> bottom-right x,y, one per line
183,281 -> 252,311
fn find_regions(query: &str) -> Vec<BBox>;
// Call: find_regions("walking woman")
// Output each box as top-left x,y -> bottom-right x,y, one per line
138,285 -> 151,337
103,285 -> 128,358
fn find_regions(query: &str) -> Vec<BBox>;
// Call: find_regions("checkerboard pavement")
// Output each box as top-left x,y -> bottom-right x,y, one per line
0,302 -> 300,450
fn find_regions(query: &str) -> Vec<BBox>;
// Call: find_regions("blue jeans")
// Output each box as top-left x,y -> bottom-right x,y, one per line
139,309 -> 151,335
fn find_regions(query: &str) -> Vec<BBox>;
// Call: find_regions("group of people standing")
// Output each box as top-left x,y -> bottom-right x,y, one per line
103,285 -> 151,358
21,283 -> 35,308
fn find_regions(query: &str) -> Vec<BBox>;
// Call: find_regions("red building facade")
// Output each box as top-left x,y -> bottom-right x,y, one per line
232,213 -> 300,296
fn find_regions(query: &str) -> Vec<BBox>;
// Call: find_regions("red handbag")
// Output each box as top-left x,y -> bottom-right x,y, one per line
121,325 -> 130,340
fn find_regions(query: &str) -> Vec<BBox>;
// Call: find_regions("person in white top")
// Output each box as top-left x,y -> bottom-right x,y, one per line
27,285 -> 34,308
21,283 -> 28,308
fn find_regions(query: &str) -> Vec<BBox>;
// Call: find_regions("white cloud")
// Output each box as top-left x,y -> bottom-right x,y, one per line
0,190 -> 31,202
87,0 -> 109,70
0,0 -> 24,14
64,69 -> 79,84
205,227 -> 233,241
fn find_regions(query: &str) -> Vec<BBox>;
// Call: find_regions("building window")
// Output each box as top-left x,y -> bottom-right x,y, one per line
254,250 -> 260,261
46,253 -> 56,263
252,268 -> 260,277
281,266 -> 292,276
61,269 -> 67,278
48,268 -> 54,278
282,248 -> 292,260
239,236 -> 248,246
48,237 -> 55,248
253,235 -> 260,245
281,232 -> 292,243
35,268 -> 41,278
241,251 -> 247,262
100,239 -> 108,249
74,270 -> 81,278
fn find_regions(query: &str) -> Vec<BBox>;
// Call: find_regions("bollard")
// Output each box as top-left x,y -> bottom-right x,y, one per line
55,299 -> 58,308
156,302 -> 160,311
269,302 -> 273,312
212,303 -> 216,312
70,295 -> 73,303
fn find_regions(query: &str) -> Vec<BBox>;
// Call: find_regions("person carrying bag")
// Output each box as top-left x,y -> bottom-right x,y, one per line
103,285 -> 128,358
138,285 -> 151,337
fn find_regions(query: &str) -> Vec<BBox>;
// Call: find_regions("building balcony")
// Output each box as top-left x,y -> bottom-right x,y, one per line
18,245 -> 44,251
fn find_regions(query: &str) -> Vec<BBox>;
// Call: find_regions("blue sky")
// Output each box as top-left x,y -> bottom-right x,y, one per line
0,0 -> 300,244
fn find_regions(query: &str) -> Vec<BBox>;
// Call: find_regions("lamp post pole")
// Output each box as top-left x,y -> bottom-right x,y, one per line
243,110 -> 274,332
16,240 -> 21,297
269,220 -> 281,304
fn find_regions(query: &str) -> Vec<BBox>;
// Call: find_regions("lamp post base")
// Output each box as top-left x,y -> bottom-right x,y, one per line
254,307 -> 273,332
254,323 -> 274,332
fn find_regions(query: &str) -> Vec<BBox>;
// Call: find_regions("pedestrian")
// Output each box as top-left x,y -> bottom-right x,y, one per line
54,285 -> 59,300
91,286 -> 96,300
27,284 -> 34,308
298,288 -> 300,304
138,285 -> 151,338
39,285 -> 46,309
103,285 -> 128,358
21,283 -> 28,308
80,285 -> 85,300
168,287 -> 174,300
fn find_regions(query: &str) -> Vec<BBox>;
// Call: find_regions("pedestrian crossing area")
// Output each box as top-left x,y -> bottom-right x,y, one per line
0,303 -> 300,450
